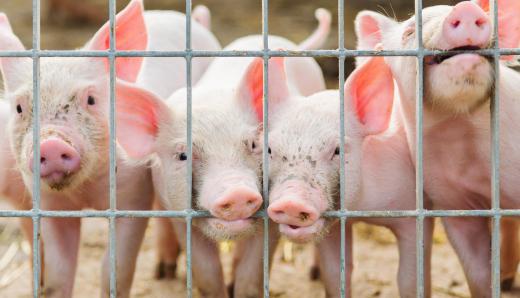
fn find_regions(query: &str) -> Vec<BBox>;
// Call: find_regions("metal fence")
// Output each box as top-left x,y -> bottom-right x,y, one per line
1,0 -> 520,297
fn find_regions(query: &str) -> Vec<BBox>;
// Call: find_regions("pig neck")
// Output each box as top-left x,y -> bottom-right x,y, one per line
395,65 -> 520,209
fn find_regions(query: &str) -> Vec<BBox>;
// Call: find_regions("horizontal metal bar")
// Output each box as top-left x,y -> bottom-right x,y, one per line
1,209 -> 520,218
1,48 -> 519,58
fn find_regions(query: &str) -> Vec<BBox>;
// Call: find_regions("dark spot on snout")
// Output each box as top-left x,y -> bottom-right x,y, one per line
282,156 -> 288,162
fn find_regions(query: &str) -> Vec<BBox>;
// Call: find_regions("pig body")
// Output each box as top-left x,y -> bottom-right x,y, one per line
266,57 -> 432,297
0,0 -> 222,296
355,0 -> 520,295
137,10 -> 221,99
115,9 -> 331,297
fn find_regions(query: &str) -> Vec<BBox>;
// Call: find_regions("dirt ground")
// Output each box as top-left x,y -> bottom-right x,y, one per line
1,214 -> 519,298
1,0 -> 520,297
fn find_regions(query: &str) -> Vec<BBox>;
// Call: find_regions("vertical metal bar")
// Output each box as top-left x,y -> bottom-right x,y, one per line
261,0 -> 270,297
414,0 -> 425,297
185,0 -> 194,297
337,0 -> 346,297
31,0 -> 41,296
489,0 -> 501,296
108,0 -> 117,296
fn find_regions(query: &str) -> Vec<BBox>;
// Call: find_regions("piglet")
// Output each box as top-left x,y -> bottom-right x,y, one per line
265,56 -> 433,297
355,0 -> 520,295
0,0 -> 221,296
115,8 -> 331,297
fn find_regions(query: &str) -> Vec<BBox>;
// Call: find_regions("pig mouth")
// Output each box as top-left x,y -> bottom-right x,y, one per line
279,218 -> 326,243
426,46 -> 485,65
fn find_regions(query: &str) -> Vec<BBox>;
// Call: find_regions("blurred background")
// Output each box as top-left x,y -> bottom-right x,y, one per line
1,1 -> 519,298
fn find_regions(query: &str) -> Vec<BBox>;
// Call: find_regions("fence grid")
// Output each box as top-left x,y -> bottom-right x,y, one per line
0,0 -> 511,298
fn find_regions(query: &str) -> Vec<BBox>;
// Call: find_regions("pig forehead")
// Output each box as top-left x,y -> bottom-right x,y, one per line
407,5 -> 452,24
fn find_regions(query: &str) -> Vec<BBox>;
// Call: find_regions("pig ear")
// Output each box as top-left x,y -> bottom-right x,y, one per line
345,57 -> 394,136
0,13 -> 31,93
475,0 -> 520,55
237,57 -> 290,122
87,0 -> 147,82
355,11 -> 396,50
116,80 -> 171,159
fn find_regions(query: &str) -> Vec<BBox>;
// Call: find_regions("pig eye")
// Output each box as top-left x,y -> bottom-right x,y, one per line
87,96 -> 96,105
251,141 -> 256,150
178,152 -> 188,161
268,147 -> 272,154
16,104 -> 23,114
334,147 -> 340,155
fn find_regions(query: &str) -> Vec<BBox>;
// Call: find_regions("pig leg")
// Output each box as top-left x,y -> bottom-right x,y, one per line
173,222 -> 227,298
442,217 -> 491,298
100,217 -> 149,298
153,200 -> 181,280
501,218 -> 519,291
40,217 -> 81,298
309,246 -> 321,280
316,222 -> 353,298
230,223 -> 280,298
391,217 -> 433,298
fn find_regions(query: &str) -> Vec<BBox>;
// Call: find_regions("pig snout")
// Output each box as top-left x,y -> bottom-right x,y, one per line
209,186 -> 263,221
268,198 -> 319,228
30,138 -> 81,184
442,1 -> 490,49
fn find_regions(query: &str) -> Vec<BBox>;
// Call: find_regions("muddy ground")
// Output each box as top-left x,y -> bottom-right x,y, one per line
1,0 -> 519,297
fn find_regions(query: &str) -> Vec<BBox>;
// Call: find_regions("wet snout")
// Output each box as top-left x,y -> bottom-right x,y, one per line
209,185 -> 263,221
29,138 -> 81,185
442,1 -> 490,49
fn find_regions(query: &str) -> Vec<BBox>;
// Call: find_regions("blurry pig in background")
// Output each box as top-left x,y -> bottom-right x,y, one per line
355,0 -> 520,295
266,56 -> 432,298
115,8 -> 331,297
0,0 -> 222,296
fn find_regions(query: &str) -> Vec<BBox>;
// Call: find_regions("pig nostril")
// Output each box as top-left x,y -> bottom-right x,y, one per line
61,153 -> 71,160
299,212 -> 310,222
475,19 -> 486,27
247,200 -> 255,205
289,225 -> 299,229
274,210 -> 284,216
40,157 -> 46,164
451,20 -> 460,28
221,203 -> 231,211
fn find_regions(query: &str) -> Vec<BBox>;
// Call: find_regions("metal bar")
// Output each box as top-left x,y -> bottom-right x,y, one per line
261,0 -> 270,297
5,47 -> 520,58
338,0 -> 346,296
107,0 -> 117,296
184,0 -> 194,297
414,0 -> 425,297
1,209 -> 520,218
30,0 -> 41,296
489,0 -> 501,296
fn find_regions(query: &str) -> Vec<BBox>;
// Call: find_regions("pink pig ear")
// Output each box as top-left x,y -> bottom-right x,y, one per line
476,0 -> 520,58
87,0 -> 147,82
0,13 -> 31,93
345,57 -> 394,136
115,80 -> 171,159
237,57 -> 290,122
355,11 -> 396,50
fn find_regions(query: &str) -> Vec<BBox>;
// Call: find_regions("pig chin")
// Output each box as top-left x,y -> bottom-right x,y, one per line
197,218 -> 260,241
425,54 -> 493,114
279,218 -> 329,244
